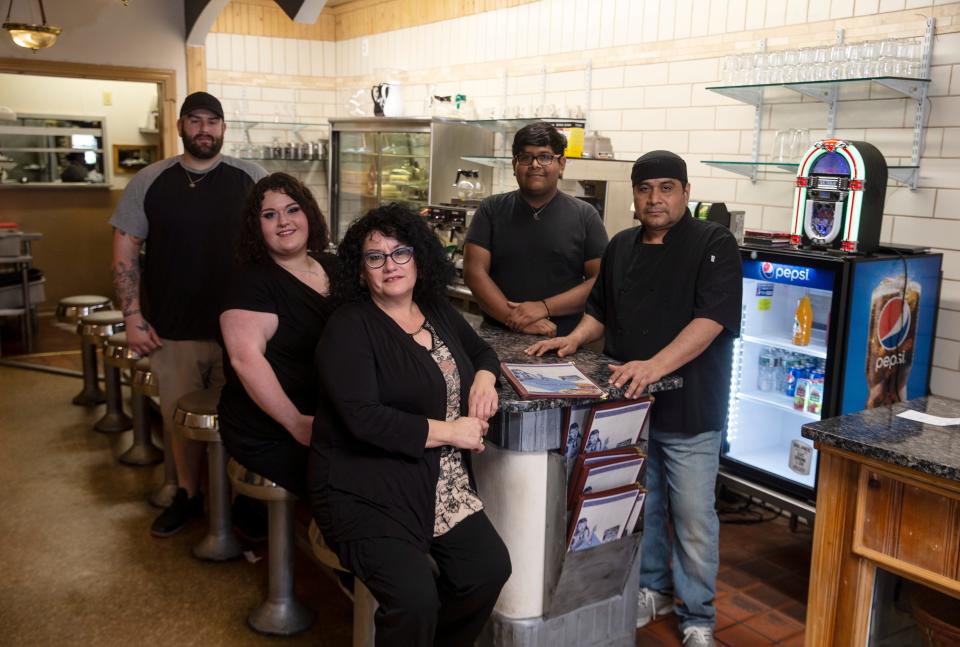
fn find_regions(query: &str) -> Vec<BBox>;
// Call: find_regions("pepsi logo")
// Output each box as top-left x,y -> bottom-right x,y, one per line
877,297 -> 910,350
760,261 -> 774,279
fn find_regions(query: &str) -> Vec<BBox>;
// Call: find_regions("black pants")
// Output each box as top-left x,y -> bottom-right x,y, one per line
335,511 -> 511,647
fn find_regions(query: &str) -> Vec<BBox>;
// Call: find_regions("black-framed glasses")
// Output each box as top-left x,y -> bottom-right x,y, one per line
513,152 -> 562,166
362,246 -> 414,269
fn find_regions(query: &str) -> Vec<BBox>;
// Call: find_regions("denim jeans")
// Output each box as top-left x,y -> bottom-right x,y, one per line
640,429 -> 721,631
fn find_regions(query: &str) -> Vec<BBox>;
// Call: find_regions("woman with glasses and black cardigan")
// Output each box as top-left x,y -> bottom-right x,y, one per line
308,203 -> 511,646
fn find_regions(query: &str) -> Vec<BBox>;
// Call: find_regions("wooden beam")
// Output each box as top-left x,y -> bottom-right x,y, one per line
186,46 -> 207,93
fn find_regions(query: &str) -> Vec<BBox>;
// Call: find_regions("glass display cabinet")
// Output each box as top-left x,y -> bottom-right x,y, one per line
329,118 -> 494,241
0,114 -> 108,188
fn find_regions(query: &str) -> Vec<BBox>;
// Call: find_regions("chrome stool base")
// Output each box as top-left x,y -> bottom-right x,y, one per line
72,341 -> 105,406
121,358 -> 162,465
249,597 -> 315,637
190,441 -> 242,561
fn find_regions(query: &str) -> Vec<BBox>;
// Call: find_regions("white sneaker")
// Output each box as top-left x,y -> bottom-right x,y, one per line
636,587 -> 673,627
681,625 -> 715,647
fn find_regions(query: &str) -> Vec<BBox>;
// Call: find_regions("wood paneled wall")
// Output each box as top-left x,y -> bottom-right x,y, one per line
210,0 -> 536,41
211,0 -> 336,40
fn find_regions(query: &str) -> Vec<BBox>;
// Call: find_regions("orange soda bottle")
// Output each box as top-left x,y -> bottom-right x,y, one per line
793,294 -> 812,346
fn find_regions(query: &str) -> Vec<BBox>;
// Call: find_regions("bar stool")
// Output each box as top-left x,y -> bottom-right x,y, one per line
227,459 -> 314,635
308,521 -> 378,647
78,310 -> 125,423
141,356 -> 178,507
57,295 -> 112,406
174,388 -> 242,561
121,355 -> 163,466
98,332 -> 134,433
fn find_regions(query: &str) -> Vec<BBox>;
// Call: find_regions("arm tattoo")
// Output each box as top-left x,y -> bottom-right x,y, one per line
112,233 -> 144,316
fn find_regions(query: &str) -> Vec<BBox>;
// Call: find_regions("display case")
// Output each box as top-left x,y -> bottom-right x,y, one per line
328,118 -> 494,241
0,114 -> 108,188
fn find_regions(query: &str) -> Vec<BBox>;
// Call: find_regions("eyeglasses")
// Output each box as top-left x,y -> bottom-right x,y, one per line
513,152 -> 562,166
362,246 -> 414,269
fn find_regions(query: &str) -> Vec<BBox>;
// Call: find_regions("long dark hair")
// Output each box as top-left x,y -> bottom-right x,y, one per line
237,172 -> 330,265
334,203 -> 455,303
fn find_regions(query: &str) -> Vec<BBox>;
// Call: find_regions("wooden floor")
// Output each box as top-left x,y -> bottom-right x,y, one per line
2,313 -> 814,646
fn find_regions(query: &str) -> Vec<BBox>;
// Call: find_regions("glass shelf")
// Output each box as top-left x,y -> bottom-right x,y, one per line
455,117 -> 586,132
230,119 -> 329,132
462,155 -> 633,168
706,76 -> 931,106
701,159 -> 919,185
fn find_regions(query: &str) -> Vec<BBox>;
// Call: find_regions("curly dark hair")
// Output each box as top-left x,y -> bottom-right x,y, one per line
512,122 -> 567,156
334,203 -> 455,303
237,172 -> 330,265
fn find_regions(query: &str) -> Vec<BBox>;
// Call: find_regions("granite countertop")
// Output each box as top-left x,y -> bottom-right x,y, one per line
477,324 -> 683,413
801,396 -> 960,482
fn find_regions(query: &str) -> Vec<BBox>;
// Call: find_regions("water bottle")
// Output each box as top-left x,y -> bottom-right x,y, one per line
757,348 -> 777,392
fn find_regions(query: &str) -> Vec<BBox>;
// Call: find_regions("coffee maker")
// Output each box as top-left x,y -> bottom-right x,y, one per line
789,138 -> 887,255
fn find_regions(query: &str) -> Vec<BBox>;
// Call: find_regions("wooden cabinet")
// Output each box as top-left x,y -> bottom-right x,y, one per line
806,447 -> 960,646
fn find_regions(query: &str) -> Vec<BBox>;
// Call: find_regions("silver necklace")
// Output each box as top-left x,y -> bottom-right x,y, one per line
277,260 -> 321,276
182,165 -> 210,188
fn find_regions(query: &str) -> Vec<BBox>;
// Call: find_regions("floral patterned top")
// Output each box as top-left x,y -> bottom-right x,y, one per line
424,320 -> 484,537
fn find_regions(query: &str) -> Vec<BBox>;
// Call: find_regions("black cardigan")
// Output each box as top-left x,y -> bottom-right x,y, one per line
308,298 -> 500,550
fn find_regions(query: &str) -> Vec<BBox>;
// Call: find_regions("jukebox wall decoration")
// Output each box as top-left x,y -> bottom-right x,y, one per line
790,139 -> 888,255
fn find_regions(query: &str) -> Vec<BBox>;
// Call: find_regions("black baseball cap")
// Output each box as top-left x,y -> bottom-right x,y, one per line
179,91 -> 224,119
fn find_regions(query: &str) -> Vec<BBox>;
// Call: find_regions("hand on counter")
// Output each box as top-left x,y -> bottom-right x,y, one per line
521,318 -> 557,337
468,370 -> 499,421
608,360 -> 664,399
524,335 -> 580,358
505,300 -> 549,331
124,312 -> 162,355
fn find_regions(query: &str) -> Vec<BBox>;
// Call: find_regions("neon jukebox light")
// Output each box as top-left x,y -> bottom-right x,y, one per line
790,139 -> 888,254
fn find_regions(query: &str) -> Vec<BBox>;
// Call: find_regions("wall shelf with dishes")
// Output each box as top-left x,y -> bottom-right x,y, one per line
702,18 -> 934,190
0,113 -> 109,187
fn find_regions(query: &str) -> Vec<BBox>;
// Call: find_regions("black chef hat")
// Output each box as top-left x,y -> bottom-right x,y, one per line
631,150 -> 688,186
179,91 -> 224,119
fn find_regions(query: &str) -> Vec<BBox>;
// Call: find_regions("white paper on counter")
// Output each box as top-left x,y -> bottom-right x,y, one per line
896,410 -> 960,427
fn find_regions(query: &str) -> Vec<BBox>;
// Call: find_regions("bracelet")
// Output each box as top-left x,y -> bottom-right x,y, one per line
541,299 -> 551,319
122,309 -> 140,318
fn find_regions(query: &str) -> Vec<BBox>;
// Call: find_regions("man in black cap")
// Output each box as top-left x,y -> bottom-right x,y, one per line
110,91 -> 268,538
527,150 -> 742,647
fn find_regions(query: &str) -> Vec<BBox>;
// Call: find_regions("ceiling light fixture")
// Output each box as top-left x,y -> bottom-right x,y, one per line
3,0 -> 61,51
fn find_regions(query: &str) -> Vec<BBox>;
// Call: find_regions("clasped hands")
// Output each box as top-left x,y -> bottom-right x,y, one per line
450,370 -> 499,453
505,300 -> 556,337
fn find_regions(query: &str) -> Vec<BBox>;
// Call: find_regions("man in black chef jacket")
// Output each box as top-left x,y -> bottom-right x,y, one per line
527,150 -> 742,647
463,122 -> 608,337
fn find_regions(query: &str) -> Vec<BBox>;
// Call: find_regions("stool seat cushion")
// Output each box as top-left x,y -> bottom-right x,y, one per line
56,295 -> 112,324
59,295 -> 112,306
174,388 -> 222,440
227,458 -> 297,502
132,357 -> 158,397
78,310 -> 125,342
105,332 -> 141,368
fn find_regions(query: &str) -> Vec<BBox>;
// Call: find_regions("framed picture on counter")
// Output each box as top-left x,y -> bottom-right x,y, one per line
113,144 -> 157,175
500,361 -> 606,399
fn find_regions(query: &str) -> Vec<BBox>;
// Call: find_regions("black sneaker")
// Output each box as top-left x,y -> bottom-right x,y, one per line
150,487 -> 203,537
232,495 -> 267,544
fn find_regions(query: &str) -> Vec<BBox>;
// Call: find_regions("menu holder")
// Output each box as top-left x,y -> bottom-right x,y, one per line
578,397 -> 652,455
500,361 -> 607,399
567,448 -> 645,510
567,483 -> 643,553
560,402 -> 594,473
622,489 -> 647,538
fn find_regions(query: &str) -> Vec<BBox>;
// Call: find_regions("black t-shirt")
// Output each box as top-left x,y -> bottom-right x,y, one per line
466,190 -> 608,336
217,253 -> 340,443
109,156 -> 267,340
586,213 -> 742,435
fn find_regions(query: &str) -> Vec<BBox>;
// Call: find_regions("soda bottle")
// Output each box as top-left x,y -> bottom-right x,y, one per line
793,294 -> 813,346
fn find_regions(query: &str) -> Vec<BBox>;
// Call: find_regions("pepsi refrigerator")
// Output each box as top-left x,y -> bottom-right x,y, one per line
721,247 -> 942,505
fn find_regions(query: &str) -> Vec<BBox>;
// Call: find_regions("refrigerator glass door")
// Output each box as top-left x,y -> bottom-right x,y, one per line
725,256 -> 839,493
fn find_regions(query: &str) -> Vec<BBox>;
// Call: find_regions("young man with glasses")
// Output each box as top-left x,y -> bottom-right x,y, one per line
464,122 -> 608,337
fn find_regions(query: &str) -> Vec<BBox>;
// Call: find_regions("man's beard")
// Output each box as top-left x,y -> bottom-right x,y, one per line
182,133 -> 223,159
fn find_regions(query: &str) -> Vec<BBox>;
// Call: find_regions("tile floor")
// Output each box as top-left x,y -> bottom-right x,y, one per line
635,511 -> 812,646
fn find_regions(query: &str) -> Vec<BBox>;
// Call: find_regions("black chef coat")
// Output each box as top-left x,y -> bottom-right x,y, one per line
585,212 -> 742,435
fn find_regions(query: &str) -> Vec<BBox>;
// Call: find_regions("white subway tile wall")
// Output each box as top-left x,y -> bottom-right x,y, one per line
205,0 -> 960,391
